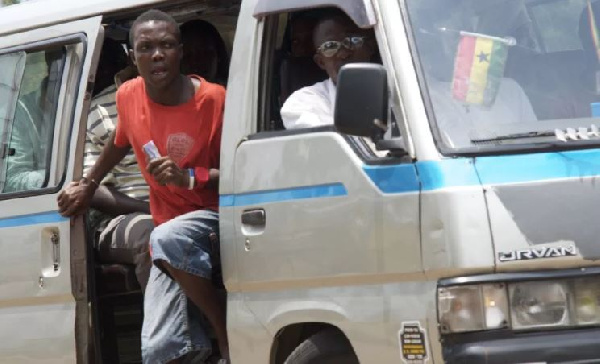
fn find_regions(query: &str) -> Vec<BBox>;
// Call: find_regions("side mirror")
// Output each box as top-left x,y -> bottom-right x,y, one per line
334,63 -> 388,137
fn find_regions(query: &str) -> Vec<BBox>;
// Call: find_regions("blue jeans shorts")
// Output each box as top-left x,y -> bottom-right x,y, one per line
141,209 -> 219,364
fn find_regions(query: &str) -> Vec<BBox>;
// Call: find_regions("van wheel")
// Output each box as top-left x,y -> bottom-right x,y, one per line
283,328 -> 359,364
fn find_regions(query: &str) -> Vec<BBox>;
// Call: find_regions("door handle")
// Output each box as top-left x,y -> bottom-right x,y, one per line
41,227 -> 60,278
241,209 -> 265,227
241,209 -> 266,236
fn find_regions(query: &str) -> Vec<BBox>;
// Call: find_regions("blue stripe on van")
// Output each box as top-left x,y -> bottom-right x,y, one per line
362,164 -> 419,193
475,148 -> 600,185
0,211 -> 68,228
220,183 -> 347,207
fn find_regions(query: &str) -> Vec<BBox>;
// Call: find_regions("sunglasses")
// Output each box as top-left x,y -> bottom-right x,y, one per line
316,36 -> 369,57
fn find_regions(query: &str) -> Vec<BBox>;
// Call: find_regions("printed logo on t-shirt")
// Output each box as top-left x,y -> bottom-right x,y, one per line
167,132 -> 194,163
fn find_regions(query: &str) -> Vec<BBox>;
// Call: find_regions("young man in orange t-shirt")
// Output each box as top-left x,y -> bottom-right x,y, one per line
58,10 -> 229,363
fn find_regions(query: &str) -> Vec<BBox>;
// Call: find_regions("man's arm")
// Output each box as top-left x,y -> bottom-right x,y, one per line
57,131 -> 130,217
91,185 -> 150,215
4,102 -> 45,193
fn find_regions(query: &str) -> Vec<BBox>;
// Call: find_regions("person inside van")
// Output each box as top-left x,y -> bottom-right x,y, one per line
57,9 -> 229,364
4,50 -> 61,193
180,19 -> 230,86
280,9 -> 377,129
278,11 -> 327,103
84,37 -> 154,291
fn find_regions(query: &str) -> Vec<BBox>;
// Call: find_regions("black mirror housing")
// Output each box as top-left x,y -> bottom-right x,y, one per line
334,63 -> 388,137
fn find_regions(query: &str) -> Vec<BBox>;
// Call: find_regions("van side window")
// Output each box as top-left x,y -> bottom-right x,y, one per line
1,46 -> 65,193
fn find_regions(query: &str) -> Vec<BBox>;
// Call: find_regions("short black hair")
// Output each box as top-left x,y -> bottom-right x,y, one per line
311,8 -> 357,47
129,9 -> 180,47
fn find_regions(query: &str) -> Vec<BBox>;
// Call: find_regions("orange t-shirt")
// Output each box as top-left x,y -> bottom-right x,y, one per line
114,76 -> 224,225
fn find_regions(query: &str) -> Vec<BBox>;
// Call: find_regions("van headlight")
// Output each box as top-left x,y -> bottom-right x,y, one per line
438,284 -> 508,333
510,281 -> 569,329
438,276 -> 600,334
573,278 -> 600,325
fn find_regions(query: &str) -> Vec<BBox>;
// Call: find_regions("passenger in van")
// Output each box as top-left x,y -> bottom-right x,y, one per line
278,11 -> 327,103
180,19 -> 230,86
57,9 -> 229,363
4,53 -> 57,193
549,0 -> 600,118
280,9 -> 377,129
84,37 -> 153,291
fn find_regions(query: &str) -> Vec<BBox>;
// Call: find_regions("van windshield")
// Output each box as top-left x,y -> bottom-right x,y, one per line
405,0 -> 600,151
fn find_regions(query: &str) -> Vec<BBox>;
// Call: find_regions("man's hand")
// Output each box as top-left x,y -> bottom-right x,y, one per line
57,181 -> 96,217
147,157 -> 188,188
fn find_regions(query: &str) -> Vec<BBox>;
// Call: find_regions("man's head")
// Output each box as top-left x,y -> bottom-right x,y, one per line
289,12 -> 318,58
129,9 -> 182,90
94,38 -> 128,96
180,19 -> 229,85
312,9 -> 375,84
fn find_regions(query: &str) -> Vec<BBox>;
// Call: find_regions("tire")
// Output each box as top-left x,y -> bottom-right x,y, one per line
283,328 -> 359,364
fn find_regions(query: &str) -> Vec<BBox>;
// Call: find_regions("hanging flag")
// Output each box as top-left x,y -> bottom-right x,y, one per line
587,0 -> 600,62
452,32 -> 512,106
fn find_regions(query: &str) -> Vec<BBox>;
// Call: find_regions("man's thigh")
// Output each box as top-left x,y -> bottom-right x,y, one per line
98,212 -> 154,264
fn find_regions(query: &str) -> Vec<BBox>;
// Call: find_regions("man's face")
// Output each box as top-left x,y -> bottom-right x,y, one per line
131,20 -> 182,90
290,18 -> 316,58
313,18 -> 375,84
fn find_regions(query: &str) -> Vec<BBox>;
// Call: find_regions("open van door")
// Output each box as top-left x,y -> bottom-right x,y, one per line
0,17 -> 103,364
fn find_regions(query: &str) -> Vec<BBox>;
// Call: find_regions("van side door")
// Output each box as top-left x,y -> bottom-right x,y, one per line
0,17 -> 102,364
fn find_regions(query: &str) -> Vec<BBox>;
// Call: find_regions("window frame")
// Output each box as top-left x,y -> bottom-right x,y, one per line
0,33 -> 87,199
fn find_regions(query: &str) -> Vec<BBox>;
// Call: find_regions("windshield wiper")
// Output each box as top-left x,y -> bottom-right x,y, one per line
471,130 -> 556,143
472,126 -> 600,144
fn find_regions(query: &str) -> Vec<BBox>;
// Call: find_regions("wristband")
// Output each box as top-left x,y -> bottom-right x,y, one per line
81,176 -> 99,189
188,168 -> 194,190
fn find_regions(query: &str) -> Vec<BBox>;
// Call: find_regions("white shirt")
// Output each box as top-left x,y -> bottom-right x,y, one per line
281,78 -> 337,129
429,78 -> 537,147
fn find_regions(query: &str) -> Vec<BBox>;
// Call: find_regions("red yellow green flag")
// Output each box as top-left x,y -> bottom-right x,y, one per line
452,32 -> 510,106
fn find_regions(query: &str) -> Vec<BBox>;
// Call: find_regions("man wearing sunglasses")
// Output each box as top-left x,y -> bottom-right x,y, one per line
281,9 -> 377,129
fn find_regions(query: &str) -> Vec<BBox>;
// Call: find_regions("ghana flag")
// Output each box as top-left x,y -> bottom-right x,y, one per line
452,32 -> 511,106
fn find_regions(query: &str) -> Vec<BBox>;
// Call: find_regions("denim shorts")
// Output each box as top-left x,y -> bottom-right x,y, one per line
141,209 -> 219,364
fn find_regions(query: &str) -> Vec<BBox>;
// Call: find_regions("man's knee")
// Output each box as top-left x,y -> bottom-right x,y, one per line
149,220 -> 173,253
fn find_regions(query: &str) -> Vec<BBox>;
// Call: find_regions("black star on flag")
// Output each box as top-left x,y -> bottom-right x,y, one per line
477,51 -> 489,62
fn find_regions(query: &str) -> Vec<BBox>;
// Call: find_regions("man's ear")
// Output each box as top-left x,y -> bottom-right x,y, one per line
313,53 -> 326,71
129,49 -> 137,67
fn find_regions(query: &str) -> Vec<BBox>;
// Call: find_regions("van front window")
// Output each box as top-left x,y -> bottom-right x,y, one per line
405,0 -> 600,151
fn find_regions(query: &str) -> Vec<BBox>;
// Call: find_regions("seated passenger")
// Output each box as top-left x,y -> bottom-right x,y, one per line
551,0 -> 600,118
278,11 -> 327,103
280,9 -> 376,129
84,37 -> 153,291
180,19 -> 229,86
4,52 -> 58,193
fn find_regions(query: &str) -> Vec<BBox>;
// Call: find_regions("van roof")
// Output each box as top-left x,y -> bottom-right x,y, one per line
0,0 -> 170,36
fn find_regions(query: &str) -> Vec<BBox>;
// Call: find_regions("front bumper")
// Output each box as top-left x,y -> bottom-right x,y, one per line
443,328 -> 600,364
